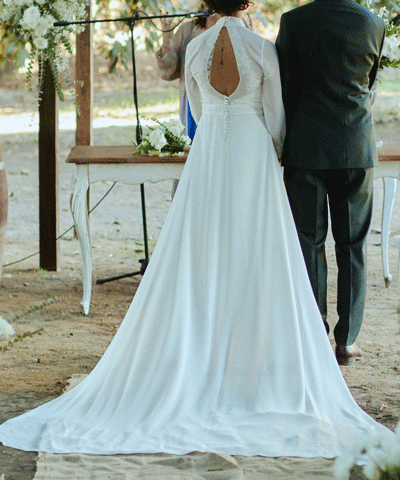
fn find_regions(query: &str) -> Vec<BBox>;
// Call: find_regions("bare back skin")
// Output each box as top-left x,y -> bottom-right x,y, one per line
210,26 -> 240,97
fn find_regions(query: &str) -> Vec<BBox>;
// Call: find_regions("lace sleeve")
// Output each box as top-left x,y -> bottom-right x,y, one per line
261,40 -> 286,159
185,41 -> 202,124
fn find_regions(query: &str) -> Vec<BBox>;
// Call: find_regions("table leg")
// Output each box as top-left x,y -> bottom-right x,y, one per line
381,177 -> 397,287
70,167 -> 92,314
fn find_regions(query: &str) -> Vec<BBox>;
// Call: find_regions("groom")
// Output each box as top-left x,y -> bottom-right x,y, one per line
275,0 -> 385,365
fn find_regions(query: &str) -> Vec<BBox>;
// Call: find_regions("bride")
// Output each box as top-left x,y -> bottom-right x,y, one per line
0,0 -> 393,457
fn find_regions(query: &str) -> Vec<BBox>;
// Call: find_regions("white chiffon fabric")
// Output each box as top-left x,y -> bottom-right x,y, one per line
0,17 -> 393,457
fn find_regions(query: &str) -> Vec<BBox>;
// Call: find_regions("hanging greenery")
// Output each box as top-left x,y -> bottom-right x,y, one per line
0,0 -> 89,101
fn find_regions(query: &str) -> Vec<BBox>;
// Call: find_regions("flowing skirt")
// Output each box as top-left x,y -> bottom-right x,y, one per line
0,111 -> 392,456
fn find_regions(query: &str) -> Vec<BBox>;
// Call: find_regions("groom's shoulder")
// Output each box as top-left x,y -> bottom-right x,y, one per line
280,0 -> 385,29
280,1 -> 316,19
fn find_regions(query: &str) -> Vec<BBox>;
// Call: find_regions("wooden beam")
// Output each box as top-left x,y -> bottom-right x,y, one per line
39,59 -> 59,271
76,3 -> 93,146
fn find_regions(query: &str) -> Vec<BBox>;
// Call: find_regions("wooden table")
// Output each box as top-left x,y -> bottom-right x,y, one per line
67,146 -> 186,314
67,143 -> 400,315
375,141 -> 400,287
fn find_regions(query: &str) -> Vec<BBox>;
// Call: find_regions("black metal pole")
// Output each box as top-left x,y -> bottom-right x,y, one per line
53,10 -> 211,28
129,14 -> 142,145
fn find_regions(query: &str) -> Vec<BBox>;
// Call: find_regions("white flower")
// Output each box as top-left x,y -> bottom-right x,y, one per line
1,6 -> 16,21
53,0 -> 70,21
35,0 -> 47,4
182,135 -> 192,145
70,2 -> 86,19
141,126 -> 152,139
378,6 -> 389,19
33,16 -> 54,37
0,317 -> 15,338
20,5 -> 41,30
382,36 -> 400,62
362,460 -> 381,480
33,36 -> 47,49
363,445 -> 390,479
163,118 -> 185,136
385,443 -> 400,467
333,452 -> 357,480
148,128 -> 167,151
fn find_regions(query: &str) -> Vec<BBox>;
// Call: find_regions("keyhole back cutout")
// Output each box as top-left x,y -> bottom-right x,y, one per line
210,27 -> 240,97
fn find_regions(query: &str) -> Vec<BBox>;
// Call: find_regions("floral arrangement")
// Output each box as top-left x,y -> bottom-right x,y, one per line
0,0 -> 89,101
367,1 -> 400,70
135,118 -> 191,156
334,422 -> 400,480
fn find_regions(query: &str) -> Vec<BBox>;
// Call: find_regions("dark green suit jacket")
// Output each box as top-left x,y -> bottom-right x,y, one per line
275,0 -> 385,169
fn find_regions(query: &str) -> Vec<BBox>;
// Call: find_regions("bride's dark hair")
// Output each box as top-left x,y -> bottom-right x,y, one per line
203,0 -> 250,15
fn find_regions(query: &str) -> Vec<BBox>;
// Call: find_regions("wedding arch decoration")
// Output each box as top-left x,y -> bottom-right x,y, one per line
0,0 -> 89,101
378,13 -> 400,70
366,0 -> 400,70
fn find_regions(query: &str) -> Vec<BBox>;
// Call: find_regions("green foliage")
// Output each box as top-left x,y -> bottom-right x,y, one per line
0,23 -> 30,70
356,0 -> 400,12
94,0 -> 189,73
0,327 -> 44,352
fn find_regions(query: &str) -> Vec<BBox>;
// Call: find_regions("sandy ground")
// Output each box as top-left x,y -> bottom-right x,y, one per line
0,53 -> 399,479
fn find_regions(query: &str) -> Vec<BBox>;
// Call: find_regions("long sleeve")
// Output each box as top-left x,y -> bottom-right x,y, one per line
155,22 -> 198,82
184,42 -> 202,125
261,40 -> 286,159
155,24 -> 185,81
368,23 -> 386,90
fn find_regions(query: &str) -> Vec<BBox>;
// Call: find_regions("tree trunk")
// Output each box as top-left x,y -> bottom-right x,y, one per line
0,141 -> 7,278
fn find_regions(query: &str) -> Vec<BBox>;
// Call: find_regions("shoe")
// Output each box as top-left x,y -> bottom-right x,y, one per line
335,343 -> 363,366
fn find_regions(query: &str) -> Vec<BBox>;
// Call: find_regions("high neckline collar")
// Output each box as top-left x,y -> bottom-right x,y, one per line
216,16 -> 245,27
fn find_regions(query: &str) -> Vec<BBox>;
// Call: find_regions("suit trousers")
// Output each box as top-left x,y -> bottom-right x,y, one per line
283,167 -> 373,346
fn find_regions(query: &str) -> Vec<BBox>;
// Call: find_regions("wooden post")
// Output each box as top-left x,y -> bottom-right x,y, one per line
76,3 -> 93,147
39,59 -> 59,271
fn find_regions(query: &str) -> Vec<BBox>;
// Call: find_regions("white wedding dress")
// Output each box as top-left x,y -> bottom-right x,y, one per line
0,17 -> 393,457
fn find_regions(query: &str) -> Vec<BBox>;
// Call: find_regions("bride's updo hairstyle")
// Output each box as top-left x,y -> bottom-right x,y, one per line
203,0 -> 250,15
